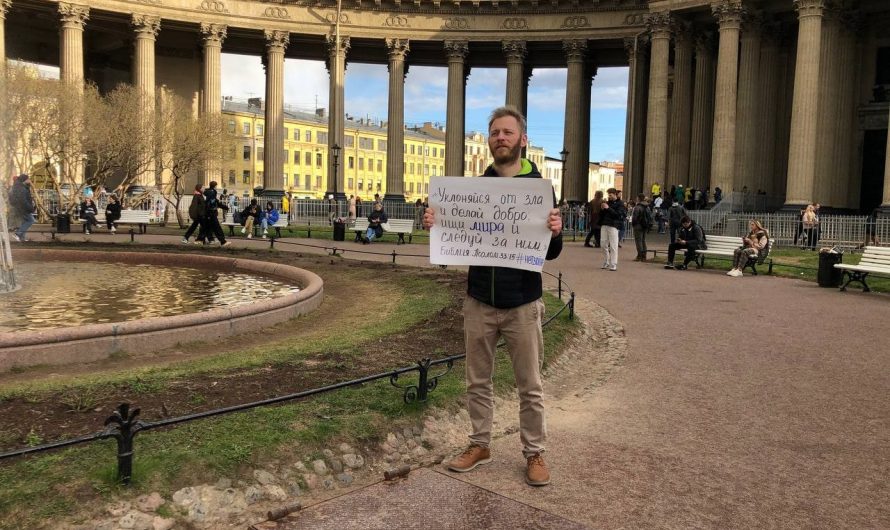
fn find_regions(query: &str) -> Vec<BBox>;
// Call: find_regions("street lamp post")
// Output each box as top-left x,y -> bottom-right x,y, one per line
559,148 -> 568,204
330,143 -> 343,201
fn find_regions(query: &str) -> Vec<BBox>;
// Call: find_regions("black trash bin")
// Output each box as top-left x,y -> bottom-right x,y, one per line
333,220 -> 346,242
55,213 -> 71,233
817,250 -> 843,287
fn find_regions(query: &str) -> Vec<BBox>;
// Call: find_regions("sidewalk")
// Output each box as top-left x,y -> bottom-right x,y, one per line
13,232 -> 890,528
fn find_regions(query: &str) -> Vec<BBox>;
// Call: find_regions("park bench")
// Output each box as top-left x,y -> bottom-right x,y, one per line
694,234 -> 774,275
835,246 -> 890,292
78,209 -> 152,234
222,212 -> 287,238
348,218 -> 414,244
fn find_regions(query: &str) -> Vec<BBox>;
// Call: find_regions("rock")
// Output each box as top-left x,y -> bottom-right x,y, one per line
412,426 -> 422,436
286,480 -> 302,496
336,473 -> 354,486
118,510 -> 154,530
215,478 -> 233,490
322,477 -> 335,490
329,458 -> 343,473
342,453 -> 364,469
402,427 -> 413,439
264,485 -> 288,501
172,487 -> 199,507
383,453 -> 398,463
244,486 -> 264,505
379,442 -> 396,455
135,492 -> 165,513
253,469 -> 277,485
423,418 -> 438,431
152,517 -> 176,530
395,432 -> 405,443
293,462 -> 308,473
407,439 -> 417,450
412,446 -> 428,457
312,459 -> 329,476
302,473 -> 320,490
107,501 -> 132,517
338,443 -> 354,454
386,433 -> 398,446
322,448 -> 336,460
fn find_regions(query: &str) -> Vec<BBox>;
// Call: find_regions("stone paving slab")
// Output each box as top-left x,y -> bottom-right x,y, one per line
249,468 -> 588,530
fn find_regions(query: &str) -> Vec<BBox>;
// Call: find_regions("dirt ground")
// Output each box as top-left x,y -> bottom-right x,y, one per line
0,245 -> 467,450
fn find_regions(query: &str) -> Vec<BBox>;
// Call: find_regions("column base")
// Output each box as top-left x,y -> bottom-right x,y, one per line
779,202 -> 809,214
326,191 -> 348,201
260,189 -> 285,200
383,193 -> 406,204
877,205 -> 890,217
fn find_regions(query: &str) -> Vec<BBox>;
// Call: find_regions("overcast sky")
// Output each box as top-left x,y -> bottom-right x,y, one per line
221,54 -> 628,163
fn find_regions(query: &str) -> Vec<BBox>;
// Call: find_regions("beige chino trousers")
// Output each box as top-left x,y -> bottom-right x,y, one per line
463,296 -> 546,458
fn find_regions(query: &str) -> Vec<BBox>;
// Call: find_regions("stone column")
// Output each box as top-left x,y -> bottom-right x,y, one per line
58,2 -> 89,87
710,1 -> 744,203
0,1 -> 10,181
689,32 -> 716,193
667,24 -> 694,189
503,40 -> 527,113
883,103 -> 890,208
734,14 -> 762,195
626,37 -> 649,198
834,14 -> 860,209
326,34 -> 350,199
643,11 -> 671,193
756,27 -> 782,200
444,40 -> 469,177
623,38 -> 640,197
784,0 -> 825,209
384,38 -> 409,202
263,30 -> 289,195
132,14 -> 161,187
814,10 -> 842,206
201,23 -> 226,115
562,39 -> 588,203
581,63 -> 596,201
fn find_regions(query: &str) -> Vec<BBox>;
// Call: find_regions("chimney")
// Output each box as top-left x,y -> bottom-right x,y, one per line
316,108 -> 326,118
247,97 -> 263,110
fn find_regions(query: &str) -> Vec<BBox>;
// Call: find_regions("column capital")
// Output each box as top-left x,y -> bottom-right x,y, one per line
264,30 -> 290,53
1,0 -> 12,18
562,39 -> 587,63
132,14 -> 161,38
711,1 -> 745,28
793,0 -> 825,18
444,40 -> 469,61
326,34 -> 351,57
623,36 -> 649,62
385,38 -> 410,60
694,30 -> 716,53
502,40 -> 527,63
200,23 -> 227,46
58,2 -> 89,28
741,11 -> 764,35
673,20 -> 694,44
645,11 -> 672,38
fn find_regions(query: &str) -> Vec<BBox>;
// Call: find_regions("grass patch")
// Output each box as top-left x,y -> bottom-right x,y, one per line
0,292 -> 578,529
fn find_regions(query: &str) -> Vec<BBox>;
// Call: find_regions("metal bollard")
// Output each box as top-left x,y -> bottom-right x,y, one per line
391,251 -> 397,264
384,465 -> 411,481
558,272 -> 563,300
269,237 -> 275,249
104,403 -> 143,485
569,292 -> 575,320
129,229 -> 135,243
307,220 -> 311,239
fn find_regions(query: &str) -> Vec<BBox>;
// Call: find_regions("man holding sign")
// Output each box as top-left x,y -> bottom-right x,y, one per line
423,106 -> 563,486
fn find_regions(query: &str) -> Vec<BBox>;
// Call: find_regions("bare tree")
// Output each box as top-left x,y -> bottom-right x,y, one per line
155,90 -> 236,227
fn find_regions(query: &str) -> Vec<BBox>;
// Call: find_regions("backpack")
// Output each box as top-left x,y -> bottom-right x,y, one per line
640,206 -> 653,231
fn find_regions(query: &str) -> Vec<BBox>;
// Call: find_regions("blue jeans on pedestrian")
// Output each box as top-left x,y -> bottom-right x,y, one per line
16,212 -> 35,239
365,227 -> 377,242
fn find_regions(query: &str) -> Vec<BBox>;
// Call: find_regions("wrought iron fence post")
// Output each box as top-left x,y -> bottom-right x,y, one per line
307,220 -> 311,239
129,229 -> 135,243
392,251 -> 397,264
569,292 -> 575,320
269,237 -> 275,249
558,272 -> 563,300
104,403 -> 143,485
416,359 -> 430,402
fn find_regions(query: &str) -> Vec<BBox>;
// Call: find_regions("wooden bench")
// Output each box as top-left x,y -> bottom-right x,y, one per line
348,218 -> 414,244
835,246 -> 890,292
222,212 -> 287,238
78,210 -> 151,234
694,234 -> 774,275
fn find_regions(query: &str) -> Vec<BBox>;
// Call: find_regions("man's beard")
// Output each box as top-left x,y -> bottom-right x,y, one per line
491,142 -> 522,165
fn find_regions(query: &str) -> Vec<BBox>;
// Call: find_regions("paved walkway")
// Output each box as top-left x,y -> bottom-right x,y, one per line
21,231 -> 890,528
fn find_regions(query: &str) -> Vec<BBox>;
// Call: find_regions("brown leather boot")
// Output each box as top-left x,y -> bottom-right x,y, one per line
526,453 -> 550,486
447,444 -> 491,472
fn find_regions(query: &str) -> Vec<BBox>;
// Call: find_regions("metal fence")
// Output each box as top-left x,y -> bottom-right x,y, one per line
689,211 -> 890,250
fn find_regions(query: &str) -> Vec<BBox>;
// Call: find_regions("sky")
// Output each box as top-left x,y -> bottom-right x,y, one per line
221,54 -> 629,163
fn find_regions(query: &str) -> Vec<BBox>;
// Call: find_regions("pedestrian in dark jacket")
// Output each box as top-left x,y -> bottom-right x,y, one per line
79,197 -> 99,234
182,184 -> 206,244
9,174 -> 36,242
421,107 -> 562,487
664,216 -> 707,269
584,190 -> 603,248
631,194 -> 651,261
105,195 -> 122,233
202,181 -> 230,246
667,200 -> 688,244
363,202 -> 388,243
599,188 -> 626,271
240,199 -> 263,239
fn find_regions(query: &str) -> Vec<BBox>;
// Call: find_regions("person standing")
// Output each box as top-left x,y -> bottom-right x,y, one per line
423,106 -> 562,486
281,193 -> 290,223
599,187 -> 625,271
9,174 -> 36,242
631,194 -> 652,261
584,190 -> 603,248
347,194 -> 357,222
203,181 -> 231,247
667,199 -> 688,244
104,194 -> 121,233
182,184 -> 206,244
802,204 -> 817,250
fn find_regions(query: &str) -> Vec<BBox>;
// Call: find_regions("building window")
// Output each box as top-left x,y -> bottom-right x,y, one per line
228,170 -> 235,185
258,171 -> 263,181
305,152 -> 312,165
376,180 -> 382,192
315,176 -> 322,188
294,128 -> 300,140
243,146 -> 251,161
257,147 -> 264,160
305,130 -> 312,142
349,156 -> 355,169
283,150 -> 288,164
304,175 -> 311,189
377,139 -> 387,151
344,136 -> 354,148
294,151 -> 300,165
424,147 -> 429,156
377,160 -> 382,172
409,163 -> 414,175
228,120 -> 235,133
316,153 -> 322,168
293,174 -> 299,188
359,158 -> 364,170
424,183 -> 429,194
358,179 -> 363,191
440,165 -> 444,175
283,174 -> 288,186
242,122 -> 250,135
409,182 -> 414,193
410,145 -> 415,155
242,170 -> 250,184
257,124 -> 264,137
317,132 -> 328,144
359,137 -> 373,150
424,164 -> 429,176
347,178 -> 353,188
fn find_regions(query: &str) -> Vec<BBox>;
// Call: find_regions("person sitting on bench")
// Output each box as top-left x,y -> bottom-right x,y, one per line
727,220 -> 769,278
664,216 -> 706,270
79,197 -> 100,234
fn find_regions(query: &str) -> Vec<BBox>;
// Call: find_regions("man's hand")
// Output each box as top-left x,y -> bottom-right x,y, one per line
678,239 -> 685,244
548,208 -> 562,238
601,202 -> 609,209
422,207 -> 435,230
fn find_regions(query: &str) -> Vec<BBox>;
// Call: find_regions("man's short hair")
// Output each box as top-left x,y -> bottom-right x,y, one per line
488,106 -> 527,134
607,187 -> 618,194
637,193 -> 645,201
681,216 -> 691,224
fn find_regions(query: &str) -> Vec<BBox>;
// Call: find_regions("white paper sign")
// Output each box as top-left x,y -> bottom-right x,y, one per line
429,176 -> 553,272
